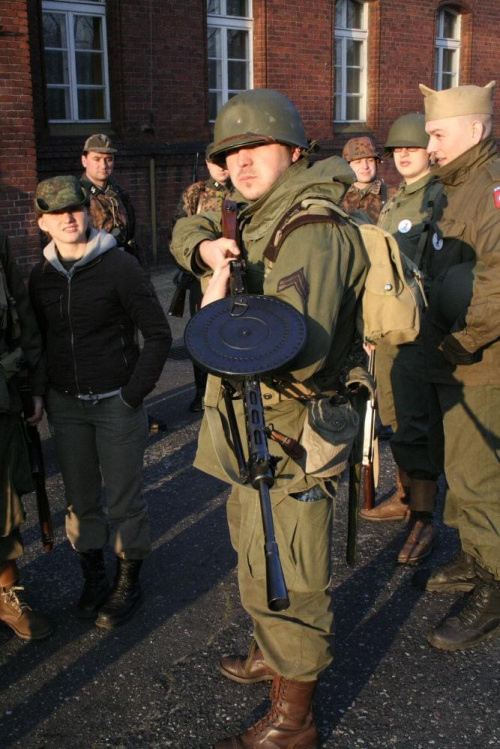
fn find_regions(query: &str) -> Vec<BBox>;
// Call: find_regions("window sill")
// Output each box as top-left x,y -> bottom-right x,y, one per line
334,123 -> 374,134
48,123 -> 115,138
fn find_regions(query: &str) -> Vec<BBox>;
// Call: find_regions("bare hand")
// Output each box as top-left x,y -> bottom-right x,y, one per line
198,238 -> 240,270
202,258 -> 233,307
25,395 -> 44,425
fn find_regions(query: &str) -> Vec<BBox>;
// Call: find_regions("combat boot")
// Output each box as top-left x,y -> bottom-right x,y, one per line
412,549 -> 477,593
219,639 -> 275,684
76,549 -> 111,619
95,558 -> 143,629
427,565 -> 500,651
0,561 -> 52,641
215,674 -> 318,748
359,468 -> 410,521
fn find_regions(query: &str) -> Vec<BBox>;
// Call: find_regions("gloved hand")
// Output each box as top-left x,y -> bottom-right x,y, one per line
441,334 -> 480,365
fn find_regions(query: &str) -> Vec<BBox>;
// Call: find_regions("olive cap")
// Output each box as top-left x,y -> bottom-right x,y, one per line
210,89 -> 309,163
82,133 -> 117,154
420,81 -> 496,121
342,136 -> 380,163
35,176 -> 89,216
385,113 -> 429,152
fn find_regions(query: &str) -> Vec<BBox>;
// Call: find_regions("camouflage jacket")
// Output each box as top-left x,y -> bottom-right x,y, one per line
341,179 -> 387,223
174,178 -> 232,220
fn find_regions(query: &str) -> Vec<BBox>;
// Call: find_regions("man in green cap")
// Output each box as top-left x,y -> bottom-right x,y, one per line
360,114 -> 445,565
341,136 -> 388,222
412,80 -> 500,651
171,144 -> 232,412
0,227 -> 52,641
172,88 -> 367,748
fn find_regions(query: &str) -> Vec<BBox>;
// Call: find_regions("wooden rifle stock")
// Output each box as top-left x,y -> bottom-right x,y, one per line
362,462 -> 375,511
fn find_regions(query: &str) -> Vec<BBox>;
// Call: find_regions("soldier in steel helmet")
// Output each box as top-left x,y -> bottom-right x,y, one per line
341,135 -> 388,222
360,113 -> 445,565
172,89 -> 368,748
171,143 -> 232,412
0,228 -> 52,641
410,81 -> 500,652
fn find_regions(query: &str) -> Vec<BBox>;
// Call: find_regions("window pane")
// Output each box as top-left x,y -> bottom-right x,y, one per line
442,48 -> 455,74
443,10 -> 458,39
209,90 -> 222,121
43,13 -> 67,48
346,39 -> 361,67
347,0 -> 363,30
441,73 -> 453,90
227,0 -> 249,16
335,94 -> 343,121
209,59 -> 222,89
77,88 -> 105,119
346,67 -> 360,93
227,29 -> 248,59
45,50 -> 70,85
228,60 -> 248,90
74,16 -> 102,51
47,87 -> 70,120
334,38 -> 342,66
335,1 -> 343,28
76,51 -> 103,85
346,96 -> 360,120
207,26 -> 222,57
207,0 -> 222,14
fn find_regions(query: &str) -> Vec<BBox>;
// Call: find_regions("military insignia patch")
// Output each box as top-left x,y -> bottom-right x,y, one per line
276,268 -> 309,302
494,186 -> 500,209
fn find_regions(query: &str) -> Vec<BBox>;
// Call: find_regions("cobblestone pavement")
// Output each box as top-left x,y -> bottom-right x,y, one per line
0,264 -> 499,749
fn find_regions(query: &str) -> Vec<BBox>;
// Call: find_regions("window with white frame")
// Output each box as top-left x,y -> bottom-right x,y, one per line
435,7 -> 461,90
207,0 -> 252,123
334,0 -> 368,122
42,0 -> 110,122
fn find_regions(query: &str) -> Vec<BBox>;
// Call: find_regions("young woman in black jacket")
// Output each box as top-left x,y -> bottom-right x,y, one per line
29,176 -> 172,629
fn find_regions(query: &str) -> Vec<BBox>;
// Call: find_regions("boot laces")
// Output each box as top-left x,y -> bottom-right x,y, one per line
459,581 -> 491,625
1,586 -> 32,614
250,679 -> 287,734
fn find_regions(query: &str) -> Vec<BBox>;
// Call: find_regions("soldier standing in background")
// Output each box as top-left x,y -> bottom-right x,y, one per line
360,114 -> 445,565
81,134 -> 166,433
413,81 -> 500,651
341,136 -> 388,222
0,227 -> 52,641
172,89 -> 367,748
171,144 -> 232,412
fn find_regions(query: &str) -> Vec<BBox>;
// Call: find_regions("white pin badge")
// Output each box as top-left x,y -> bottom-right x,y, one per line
432,232 -> 444,251
398,219 -> 412,234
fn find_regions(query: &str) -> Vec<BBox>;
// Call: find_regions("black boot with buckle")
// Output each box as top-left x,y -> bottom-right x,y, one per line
95,558 -> 143,630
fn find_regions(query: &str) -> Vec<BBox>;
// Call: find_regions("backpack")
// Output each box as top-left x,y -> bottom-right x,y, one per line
358,223 -> 427,346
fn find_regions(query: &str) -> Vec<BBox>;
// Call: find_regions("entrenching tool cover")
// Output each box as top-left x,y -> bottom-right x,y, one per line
185,294 -> 307,377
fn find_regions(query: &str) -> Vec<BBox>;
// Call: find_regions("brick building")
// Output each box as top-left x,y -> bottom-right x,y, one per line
1,0 -> 499,268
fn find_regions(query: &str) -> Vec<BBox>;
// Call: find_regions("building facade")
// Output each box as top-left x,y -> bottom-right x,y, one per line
1,0 -> 499,267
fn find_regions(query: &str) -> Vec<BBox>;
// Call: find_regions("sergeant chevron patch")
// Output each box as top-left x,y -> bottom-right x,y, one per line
276,268 -> 309,301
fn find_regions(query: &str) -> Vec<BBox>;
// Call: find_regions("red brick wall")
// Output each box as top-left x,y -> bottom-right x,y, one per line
0,0 -> 40,269
2,0 -> 500,267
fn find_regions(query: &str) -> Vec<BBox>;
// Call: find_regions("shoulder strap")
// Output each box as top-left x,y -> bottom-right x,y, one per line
263,199 -> 345,263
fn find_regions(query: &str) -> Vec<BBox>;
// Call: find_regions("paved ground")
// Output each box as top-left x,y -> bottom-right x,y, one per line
1,265 -> 499,748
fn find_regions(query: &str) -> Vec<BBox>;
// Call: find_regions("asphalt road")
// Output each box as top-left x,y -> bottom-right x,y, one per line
1,265 -> 499,749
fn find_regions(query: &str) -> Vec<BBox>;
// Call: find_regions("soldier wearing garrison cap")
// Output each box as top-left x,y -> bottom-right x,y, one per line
360,114 -> 446,566
172,88 -> 368,748
411,81 -> 500,652
341,135 -> 388,222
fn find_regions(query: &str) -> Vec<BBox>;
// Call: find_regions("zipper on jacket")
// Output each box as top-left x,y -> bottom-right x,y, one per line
67,277 -> 81,394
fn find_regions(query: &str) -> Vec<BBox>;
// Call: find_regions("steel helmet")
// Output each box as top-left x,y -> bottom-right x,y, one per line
385,113 -> 429,152
210,89 -> 309,164
342,136 -> 380,163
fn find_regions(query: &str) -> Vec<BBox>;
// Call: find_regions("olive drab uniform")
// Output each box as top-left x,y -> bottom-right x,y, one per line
0,228 -> 45,561
341,178 -> 388,223
79,176 -> 145,266
172,155 -> 368,680
374,174 -> 444,484
424,136 -> 500,580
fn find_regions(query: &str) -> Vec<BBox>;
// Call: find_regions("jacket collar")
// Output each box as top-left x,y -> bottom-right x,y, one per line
43,228 -> 117,278
435,137 -> 498,187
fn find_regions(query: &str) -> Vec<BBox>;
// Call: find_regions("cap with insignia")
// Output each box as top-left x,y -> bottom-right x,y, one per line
82,133 -> 117,154
420,81 -> 496,122
35,175 -> 89,216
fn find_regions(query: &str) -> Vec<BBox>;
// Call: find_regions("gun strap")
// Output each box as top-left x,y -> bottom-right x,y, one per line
204,402 -> 246,485
222,199 -> 239,242
264,200 -> 343,263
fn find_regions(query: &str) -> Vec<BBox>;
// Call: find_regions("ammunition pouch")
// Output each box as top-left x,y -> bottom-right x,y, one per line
299,397 -> 359,479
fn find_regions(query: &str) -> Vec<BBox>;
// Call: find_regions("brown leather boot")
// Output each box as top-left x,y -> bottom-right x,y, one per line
215,675 -> 318,748
0,561 -> 52,641
219,639 -> 275,684
359,468 -> 410,521
397,517 -> 437,564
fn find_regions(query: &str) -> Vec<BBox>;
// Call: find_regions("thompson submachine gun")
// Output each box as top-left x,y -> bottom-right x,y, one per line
184,201 -> 307,611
